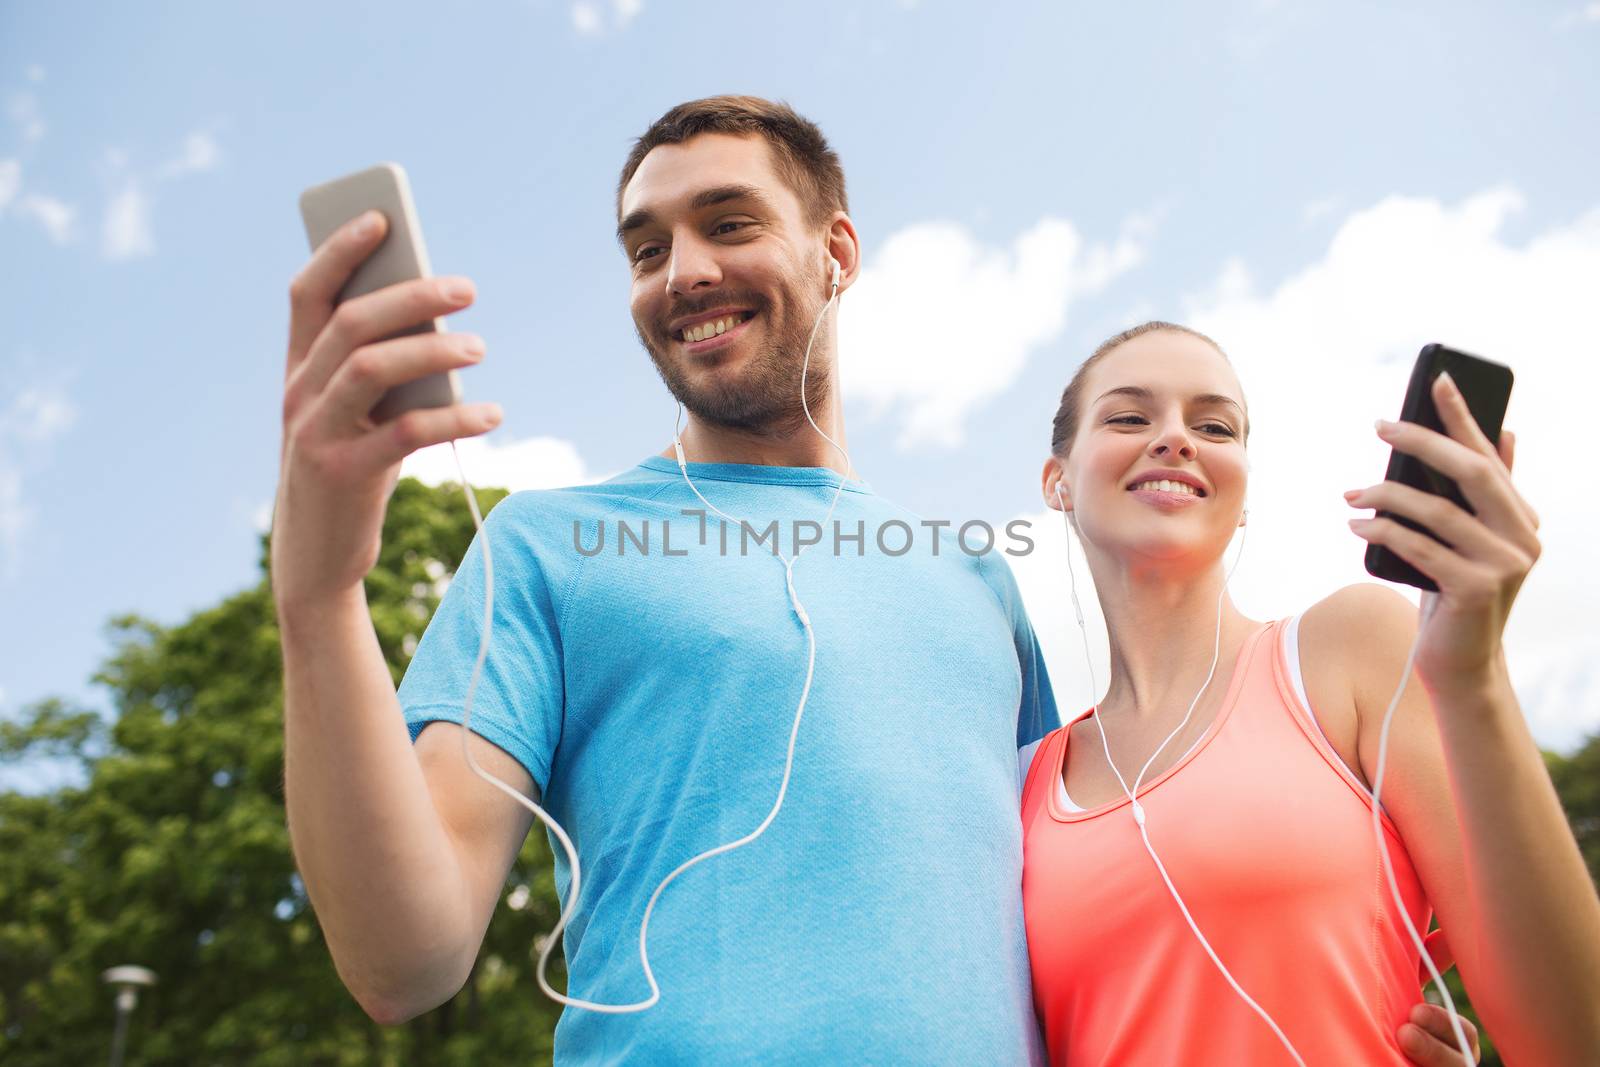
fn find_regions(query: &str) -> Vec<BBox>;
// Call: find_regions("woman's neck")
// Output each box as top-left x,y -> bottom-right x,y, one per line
1089,553 -> 1257,722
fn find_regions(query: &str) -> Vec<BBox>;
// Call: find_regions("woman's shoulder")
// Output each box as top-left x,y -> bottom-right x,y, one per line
1299,583 -> 1419,680
1294,584 -> 1420,785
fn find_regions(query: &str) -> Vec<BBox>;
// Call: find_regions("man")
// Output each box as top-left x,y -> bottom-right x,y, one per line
273,96 -> 1480,1064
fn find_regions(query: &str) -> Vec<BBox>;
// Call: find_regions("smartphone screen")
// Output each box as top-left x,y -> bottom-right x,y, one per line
298,163 -> 461,423
1363,344 -> 1513,591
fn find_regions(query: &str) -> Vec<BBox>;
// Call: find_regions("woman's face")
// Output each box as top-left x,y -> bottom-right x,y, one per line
1054,332 -> 1250,572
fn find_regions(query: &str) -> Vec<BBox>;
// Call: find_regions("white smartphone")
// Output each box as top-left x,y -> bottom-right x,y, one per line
298,162 -> 462,423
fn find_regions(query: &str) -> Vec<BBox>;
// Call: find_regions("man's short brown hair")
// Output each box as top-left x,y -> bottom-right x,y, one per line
617,95 -> 848,226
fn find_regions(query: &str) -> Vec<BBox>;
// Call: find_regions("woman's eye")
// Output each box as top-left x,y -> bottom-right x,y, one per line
712,221 -> 746,236
1108,415 -> 1148,426
1199,423 -> 1237,437
634,245 -> 665,262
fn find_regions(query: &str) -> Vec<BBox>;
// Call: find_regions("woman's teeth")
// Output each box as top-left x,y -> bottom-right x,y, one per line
1131,480 -> 1200,496
682,314 -> 744,342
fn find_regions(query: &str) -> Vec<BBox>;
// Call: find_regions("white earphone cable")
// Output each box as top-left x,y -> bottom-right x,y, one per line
1057,486 -> 1307,1066
1370,590 -> 1474,1061
446,268 -> 848,1014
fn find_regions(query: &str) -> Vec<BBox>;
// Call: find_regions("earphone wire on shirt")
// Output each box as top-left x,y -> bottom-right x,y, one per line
1057,490 -> 1472,1064
447,268 -> 848,1013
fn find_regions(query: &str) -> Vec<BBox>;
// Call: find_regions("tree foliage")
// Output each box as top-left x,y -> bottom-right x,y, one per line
0,479 -> 563,1065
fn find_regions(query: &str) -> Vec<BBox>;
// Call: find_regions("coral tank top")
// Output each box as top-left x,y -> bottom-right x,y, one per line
1021,621 -> 1433,1065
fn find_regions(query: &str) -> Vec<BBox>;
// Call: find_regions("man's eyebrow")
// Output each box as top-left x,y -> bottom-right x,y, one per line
615,184 -> 773,246
1093,385 -> 1244,415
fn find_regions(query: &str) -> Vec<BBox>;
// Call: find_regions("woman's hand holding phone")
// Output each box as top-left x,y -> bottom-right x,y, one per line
1343,372 -> 1542,698
270,210 -> 501,615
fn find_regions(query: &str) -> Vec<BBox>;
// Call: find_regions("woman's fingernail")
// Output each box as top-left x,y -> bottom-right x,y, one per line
1375,418 -> 1395,434
1343,489 -> 1362,501
1438,370 -> 1457,393
351,210 -> 381,239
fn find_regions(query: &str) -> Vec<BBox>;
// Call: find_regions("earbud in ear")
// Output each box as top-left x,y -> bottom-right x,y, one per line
828,257 -> 841,293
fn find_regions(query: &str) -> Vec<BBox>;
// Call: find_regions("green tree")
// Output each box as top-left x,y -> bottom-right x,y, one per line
0,479 -> 564,1066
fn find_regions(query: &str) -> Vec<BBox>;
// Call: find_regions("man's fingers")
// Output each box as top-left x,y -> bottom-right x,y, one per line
1399,1004 -> 1481,1065
354,401 -> 504,470
292,276 -> 476,405
286,210 -> 389,376
317,332 -> 485,431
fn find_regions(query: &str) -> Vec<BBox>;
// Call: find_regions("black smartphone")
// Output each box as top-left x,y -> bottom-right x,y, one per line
1364,344 -> 1514,591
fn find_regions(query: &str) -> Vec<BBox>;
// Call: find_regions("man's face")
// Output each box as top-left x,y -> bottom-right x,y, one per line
618,133 -> 831,434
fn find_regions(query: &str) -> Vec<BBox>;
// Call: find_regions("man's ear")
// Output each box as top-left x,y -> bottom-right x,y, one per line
824,214 -> 862,294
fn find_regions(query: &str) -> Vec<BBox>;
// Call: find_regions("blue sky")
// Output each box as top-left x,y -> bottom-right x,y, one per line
4,1 -> 1599,790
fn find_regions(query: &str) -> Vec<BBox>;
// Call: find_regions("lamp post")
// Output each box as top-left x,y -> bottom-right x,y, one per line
101,966 -> 157,1067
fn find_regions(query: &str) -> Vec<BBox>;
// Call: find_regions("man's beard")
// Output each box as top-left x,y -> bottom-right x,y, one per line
636,282 -> 832,437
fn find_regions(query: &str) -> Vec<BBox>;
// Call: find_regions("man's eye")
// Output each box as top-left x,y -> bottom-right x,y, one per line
712,221 -> 746,236
634,245 -> 665,262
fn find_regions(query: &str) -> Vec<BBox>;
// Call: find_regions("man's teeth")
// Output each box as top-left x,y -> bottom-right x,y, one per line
1131,480 -> 1200,496
683,314 -> 744,343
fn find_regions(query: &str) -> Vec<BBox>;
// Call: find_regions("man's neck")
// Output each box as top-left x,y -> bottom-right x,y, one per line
660,417 -> 851,475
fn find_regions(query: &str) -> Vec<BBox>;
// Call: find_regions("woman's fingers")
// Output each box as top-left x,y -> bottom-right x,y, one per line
1344,481 -> 1532,574
317,331 -> 485,432
1374,419 -> 1534,546
1429,374 -> 1540,530
1348,515 -> 1493,593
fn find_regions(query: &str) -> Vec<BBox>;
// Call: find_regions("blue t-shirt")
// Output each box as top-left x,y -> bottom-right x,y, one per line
399,457 -> 1058,1065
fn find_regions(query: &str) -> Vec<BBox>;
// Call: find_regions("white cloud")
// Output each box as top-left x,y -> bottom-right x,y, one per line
0,159 -> 18,210
1010,188 -> 1600,751
839,213 -> 1152,450
8,92 -> 44,143
400,433 -> 601,493
103,183 -> 154,259
572,2 -> 603,33
1025,187 -> 1599,751
1555,3 -> 1600,26
16,194 -> 75,244
0,383 -> 76,581
572,0 -> 642,34
158,132 -> 221,178
6,388 -> 77,443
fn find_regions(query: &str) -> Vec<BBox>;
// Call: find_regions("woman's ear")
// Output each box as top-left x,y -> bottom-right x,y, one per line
1041,457 -> 1071,512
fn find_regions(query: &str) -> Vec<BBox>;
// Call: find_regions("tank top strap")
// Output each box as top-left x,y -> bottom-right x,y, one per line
1260,615 -> 1407,842
1021,723 -> 1070,826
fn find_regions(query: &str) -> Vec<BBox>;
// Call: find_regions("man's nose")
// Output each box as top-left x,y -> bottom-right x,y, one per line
667,236 -> 722,296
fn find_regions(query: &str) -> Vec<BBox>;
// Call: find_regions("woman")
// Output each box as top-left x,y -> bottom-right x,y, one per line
1020,321 -> 1600,1064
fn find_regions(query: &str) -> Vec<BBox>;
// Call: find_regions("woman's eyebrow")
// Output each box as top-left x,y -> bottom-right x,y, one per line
1093,385 -> 1243,416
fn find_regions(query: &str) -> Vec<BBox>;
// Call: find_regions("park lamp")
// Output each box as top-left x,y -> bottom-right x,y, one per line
101,966 -> 157,1067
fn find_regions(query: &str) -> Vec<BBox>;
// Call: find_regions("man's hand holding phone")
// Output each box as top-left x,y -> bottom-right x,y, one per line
271,210 -> 500,614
